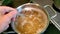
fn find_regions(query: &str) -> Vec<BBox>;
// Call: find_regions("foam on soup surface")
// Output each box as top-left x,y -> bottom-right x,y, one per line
15,7 -> 48,34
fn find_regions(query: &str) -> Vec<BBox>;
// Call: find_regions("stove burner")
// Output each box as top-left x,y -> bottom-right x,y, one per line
52,4 -> 60,12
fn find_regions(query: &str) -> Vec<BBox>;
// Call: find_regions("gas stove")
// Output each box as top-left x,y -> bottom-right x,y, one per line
1,0 -> 60,34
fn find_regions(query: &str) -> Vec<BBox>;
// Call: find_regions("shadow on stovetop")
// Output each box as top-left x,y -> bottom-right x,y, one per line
1,23 -> 17,34
52,4 -> 60,13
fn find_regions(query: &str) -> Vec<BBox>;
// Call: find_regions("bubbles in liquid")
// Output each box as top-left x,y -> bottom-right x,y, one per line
14,5 -> 48,34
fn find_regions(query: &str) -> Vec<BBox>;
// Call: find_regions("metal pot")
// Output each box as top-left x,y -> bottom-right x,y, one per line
11,3 -> 57,34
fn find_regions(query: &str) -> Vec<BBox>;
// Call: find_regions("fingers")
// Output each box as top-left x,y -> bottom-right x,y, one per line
6,10 -> 17,21
0,6 -> 17,33
11,17 -> 16,22
0,6 -> 16,15
0,11 -> 17,32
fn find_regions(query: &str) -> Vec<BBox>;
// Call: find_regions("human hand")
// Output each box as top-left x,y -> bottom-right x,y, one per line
0,6 -> 17,33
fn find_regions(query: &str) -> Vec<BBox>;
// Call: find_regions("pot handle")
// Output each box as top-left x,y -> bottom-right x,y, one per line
51,19 -> 60,31
44,5 -> 57,19
44,5 -> 60,31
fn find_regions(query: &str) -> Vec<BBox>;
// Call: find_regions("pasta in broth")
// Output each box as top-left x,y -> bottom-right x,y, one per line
14,5 -> 48,34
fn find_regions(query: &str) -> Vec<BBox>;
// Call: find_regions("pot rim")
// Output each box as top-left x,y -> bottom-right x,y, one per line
11,3 -> 50,34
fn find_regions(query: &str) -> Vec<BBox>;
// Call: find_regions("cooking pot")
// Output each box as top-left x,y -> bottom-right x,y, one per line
11,3 -> 57,34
